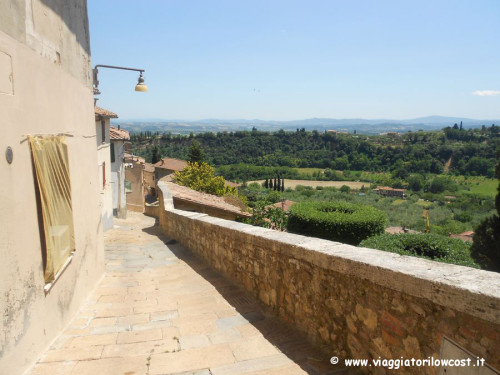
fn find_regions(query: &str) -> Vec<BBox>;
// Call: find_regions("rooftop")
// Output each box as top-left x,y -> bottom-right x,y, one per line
162,179 -> 251,218
143,163 -> 155,173
373,186 -> 406,192
268,200 -> 295,212
154,158 -> 188,171
110,126 -> 130,141
124,152 -> 145,164
94,106 -> 118,120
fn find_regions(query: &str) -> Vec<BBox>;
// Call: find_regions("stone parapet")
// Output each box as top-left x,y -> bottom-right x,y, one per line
157,182 -> 500,373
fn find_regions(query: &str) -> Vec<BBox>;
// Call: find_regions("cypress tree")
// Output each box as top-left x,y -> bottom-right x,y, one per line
264,178 -> 269,189
188,140 -> 204,164
151,146 -> 160,164
281,178 -> 285,192
269,179 -> 273,190
274,178 -> 277,191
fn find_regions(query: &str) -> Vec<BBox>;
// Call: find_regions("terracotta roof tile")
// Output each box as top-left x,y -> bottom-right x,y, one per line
143,163 -> 155,173
162,180 -> 251,217
124,153 -> 145,164
154,158 -> 188,171
374,186 -> 406,192
225,180 -> 242,188
95,106 -> 118,120
110,126 -> 130,141
268,200 -> 295,212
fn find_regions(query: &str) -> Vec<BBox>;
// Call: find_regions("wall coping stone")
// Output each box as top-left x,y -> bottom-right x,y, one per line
158,181 -> 500,324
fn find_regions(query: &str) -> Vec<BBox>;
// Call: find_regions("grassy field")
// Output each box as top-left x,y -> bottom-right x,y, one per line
249,179 -> 366,189
466,179 -> 498,198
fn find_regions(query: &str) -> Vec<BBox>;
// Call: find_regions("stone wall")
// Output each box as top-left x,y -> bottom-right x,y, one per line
157,182 -> 500,374
144,202 -> 159,218
173,197 -> 247,221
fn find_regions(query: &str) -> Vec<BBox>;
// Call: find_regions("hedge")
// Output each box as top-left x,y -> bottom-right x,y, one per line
360,233 -> 478,268
287,201 -> 386,245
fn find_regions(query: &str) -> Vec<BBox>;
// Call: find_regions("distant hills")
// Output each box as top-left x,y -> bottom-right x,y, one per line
113,116 -> 500,135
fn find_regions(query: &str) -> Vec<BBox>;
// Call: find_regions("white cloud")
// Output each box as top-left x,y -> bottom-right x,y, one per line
472,90 -> 500,96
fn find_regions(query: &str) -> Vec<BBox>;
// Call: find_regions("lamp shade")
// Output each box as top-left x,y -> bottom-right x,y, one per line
135,74 -> 148,92
135,83 -> 148,92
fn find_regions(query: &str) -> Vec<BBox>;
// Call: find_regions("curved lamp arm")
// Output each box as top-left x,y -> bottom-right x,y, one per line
93,64 -> 147,94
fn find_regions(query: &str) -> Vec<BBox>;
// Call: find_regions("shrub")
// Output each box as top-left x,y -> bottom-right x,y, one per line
242,202 -> 288,231
174,162 -> 237,196
339,185 -> 351,193
287,201 -> 386,245
360,233 -> 478,268
300,189 -> 315,197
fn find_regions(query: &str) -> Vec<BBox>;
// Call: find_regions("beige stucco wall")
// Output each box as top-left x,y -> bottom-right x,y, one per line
0,0 -> 92,88
144,169 -> 155,196
0,2 -> 104,375
125,161 -> 144,212
155,167 -> 175,182
96,118 -> 113,230
157,182 -> 500,374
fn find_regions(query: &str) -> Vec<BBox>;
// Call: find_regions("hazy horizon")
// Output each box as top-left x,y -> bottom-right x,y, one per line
89,1 -> 500,120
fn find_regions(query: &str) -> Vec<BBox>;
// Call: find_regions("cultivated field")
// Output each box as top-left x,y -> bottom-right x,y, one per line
249,179 -> 366,190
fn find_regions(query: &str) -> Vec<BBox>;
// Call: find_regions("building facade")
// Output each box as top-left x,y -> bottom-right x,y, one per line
124,153 -> 146,212
0,1 -> 105,374
110,126 -> 130,218
95,107 -> 117,230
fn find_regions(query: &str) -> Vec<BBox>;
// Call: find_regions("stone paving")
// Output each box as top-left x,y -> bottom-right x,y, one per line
29,212 -> 353,375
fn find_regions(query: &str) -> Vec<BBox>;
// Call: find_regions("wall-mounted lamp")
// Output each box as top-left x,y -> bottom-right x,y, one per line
93,64 -> 148,95
135,72 -> 148,92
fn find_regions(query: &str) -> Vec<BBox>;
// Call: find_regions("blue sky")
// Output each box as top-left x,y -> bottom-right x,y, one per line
88,0 -> 500,121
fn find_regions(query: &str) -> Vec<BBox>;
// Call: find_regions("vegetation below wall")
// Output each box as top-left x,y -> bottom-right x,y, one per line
360,233 -> 478,268
136,124 -> 499,270
241,182 -> 495,235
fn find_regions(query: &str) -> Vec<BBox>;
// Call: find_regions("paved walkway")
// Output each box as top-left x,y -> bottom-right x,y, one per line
29,213 -> 349,375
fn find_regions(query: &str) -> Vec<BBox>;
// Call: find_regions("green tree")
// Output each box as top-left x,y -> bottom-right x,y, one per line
471,151 -> 500,271
188,140 -> 204,164
151,146 -> 160,164
174,162 -> 236,197
407,175 -> 423,192
428,176 -> 455,194
264,178 -> 269,189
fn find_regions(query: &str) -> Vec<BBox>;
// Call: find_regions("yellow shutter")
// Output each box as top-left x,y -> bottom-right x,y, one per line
29,136 -> 75,283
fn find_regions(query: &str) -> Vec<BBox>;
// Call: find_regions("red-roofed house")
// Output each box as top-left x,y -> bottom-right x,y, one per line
267,200 -> 295,212
154,157 -> 188,181
373,186 -> 407,198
